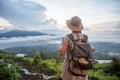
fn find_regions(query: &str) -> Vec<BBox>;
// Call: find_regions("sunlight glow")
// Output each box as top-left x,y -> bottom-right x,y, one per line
32,0 -> 120,31
0,18 -> 14,30
0,27 -> 4,30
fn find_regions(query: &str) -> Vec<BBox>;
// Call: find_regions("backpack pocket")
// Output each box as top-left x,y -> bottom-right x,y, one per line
69,58 -> 90,76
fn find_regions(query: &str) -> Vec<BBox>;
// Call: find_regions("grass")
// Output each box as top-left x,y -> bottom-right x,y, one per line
0,51 -> 120,80
89,63 -> 120,80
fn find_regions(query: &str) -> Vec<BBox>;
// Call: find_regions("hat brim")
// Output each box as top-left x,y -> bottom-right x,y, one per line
66,20 -> 83,31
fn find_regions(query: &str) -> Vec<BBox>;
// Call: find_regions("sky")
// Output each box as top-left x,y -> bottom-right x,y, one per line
0,0 -> 120,31
0,0 -> 120,49
34,0 -> 120,25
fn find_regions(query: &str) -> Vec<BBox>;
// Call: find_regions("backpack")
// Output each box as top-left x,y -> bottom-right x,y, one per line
67,33 -> 92,77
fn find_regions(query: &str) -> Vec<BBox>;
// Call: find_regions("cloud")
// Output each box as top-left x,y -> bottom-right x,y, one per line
0,0 -> 56,28
34,0 -> 120,29
0,35 -> 57,43
0,35 -> 60,49
84,13 -> 120,24
0,18 -> 14,30
85,23 -> 120,32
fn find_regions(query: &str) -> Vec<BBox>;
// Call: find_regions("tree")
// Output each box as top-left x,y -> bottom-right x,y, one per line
104,57 -> 120,77
32,53 -> 42,65
0,60 -> 20,80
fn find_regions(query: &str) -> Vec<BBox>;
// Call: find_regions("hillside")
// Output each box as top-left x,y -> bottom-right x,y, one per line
4,44 -> 61,58
0,50 -> 120,80
4,42 -> 120,59
0,50 -> 62,80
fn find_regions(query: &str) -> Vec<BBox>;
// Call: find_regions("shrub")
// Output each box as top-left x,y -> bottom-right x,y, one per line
104,57 -> 120,77
0,60 -> 20,80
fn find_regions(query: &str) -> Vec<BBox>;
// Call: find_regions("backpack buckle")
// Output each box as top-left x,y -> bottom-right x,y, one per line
73,56 -> 78,61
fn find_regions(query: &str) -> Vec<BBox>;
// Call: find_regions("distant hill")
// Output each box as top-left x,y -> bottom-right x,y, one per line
4,44 -> 61,58
3,42 -> 120,59
0,30 -> 48,38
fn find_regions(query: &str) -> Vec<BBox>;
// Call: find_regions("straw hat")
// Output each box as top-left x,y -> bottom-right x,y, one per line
66,16 -> 83,31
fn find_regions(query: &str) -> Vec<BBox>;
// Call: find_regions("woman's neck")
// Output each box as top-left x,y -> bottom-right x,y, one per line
72,31 -> 81,33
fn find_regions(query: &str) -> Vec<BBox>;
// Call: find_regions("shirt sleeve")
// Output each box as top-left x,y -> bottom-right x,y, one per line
86,36 -> 95,52
62,36 -> 69,46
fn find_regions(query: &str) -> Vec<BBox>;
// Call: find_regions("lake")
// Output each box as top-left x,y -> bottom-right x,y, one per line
95,60 -> 112,64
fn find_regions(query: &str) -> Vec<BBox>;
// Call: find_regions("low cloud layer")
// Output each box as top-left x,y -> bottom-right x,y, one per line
0,0 -> 55,28
0,35 -> 60,49
0,35 -> 58,43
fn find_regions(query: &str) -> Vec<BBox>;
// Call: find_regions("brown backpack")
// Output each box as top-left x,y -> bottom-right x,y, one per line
67,34 -> 92,77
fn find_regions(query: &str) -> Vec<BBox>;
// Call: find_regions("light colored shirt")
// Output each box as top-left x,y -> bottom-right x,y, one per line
60,33 -> 89,80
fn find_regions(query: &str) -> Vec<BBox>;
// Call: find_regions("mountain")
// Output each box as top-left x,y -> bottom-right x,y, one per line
3,42 -> 120,59
0,30 -> 48,38
0,28 -> 12,34
4,44 -> 60,58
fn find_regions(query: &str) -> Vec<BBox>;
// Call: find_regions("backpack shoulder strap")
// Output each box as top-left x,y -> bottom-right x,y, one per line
67,34 -> 74,41
67,33 -> 88,43
82,34 -> 88,43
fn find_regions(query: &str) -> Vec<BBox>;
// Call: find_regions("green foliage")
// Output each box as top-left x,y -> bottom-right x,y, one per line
42,59 -> 62,76
19,57 -> 33,63
0,50 -> 21,80
0,60 -> 20,80
39,52 -> 46,59
32,52 -> 42,65
1,50 -> 119,80
89,63 -> 120,80
32,53 -> 62,77
104,57 -> 120,77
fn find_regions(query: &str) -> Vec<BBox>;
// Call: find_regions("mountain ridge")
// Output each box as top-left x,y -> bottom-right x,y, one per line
0,30 -> 48,38
3,42 -> 120,59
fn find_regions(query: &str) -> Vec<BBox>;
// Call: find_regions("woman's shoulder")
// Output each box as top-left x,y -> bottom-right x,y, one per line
63,33 -> 72,38
62,33 -> 73,42
83,34 -> 88,37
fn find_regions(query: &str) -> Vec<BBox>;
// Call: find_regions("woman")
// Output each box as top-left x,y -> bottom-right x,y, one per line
59,16 -> 94,80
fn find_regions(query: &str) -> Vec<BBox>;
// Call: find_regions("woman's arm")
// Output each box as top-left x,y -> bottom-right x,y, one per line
59,36 -> 69,56
90,45 -> 95,52
59,44 -> 68,56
